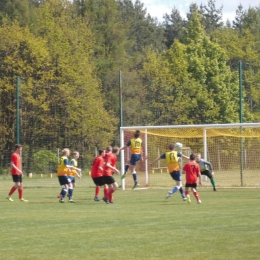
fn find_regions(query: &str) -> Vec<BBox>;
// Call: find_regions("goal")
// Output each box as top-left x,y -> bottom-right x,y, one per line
120,123 -> 260,189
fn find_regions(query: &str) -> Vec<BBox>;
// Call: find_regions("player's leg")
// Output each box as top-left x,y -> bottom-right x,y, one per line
108,181 -> 118,203
131,155 -> 141,189
58,177 -> 69,203
102,181 -> 110,204
208,171 -> 216,191
192,186 -> 201,203
18,181 -> 25,201
166,172 -> 186,200
68,177 -> 76,201
6,176 -> 19,202
185,185 -> 191,204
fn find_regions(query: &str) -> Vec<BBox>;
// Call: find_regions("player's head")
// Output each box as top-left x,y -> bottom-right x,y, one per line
106,146 -> 112,153
73,151 -> 79,159
190,153 -> 196,161
62,148 -> 70,156
112,146 -> 120,155
134,130 -> 141,138
169,143 -> 175,151
196,153 -> 201,161
14,144 -> 22,153
98,149 -> 105,156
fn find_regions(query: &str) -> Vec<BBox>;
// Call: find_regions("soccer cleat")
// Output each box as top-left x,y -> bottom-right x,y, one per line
68,199 -> 76,203
183,197 -> 187,201
197,200 -> 202,204
132,182 -> 139,189
57,194 -> 62,199
166,191 -> 172,199
59,199 -> 65,203
102,197 -> 110,204
187,195 -> 191,204
121,174 -> 126,180
213,187 -> 217,191
6,196 -> 13,202
94,197 -> 100,201
20,198 -> 28,202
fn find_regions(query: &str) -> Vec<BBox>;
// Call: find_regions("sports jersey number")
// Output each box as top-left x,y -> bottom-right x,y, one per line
134,141 -> 141,148
169,152 -> 177,162
191,164 -> 196,173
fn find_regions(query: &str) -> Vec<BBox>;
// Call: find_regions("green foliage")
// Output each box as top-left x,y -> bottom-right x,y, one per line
32,149 -> 57,173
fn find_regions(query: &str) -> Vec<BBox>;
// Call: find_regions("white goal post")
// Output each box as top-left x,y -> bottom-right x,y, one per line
120,123 -> 260,190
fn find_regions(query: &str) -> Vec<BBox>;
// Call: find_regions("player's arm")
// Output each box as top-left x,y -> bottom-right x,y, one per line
181,154 -> 189,160
11,162 -> 23,175
150,156 -> 161,166
203,160 -> 213,171
119,140 -> 131,151
105,162 -> 120,174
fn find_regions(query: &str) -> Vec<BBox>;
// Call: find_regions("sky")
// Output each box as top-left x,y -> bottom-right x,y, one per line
136,0 -> 260,23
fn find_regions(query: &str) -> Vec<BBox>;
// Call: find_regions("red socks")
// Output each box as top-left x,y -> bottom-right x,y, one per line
18,188 -> 23,199
193,191 -> 200,201
107,189 -> 115,203
95,186 -> 100,197
8,186 -> 16,196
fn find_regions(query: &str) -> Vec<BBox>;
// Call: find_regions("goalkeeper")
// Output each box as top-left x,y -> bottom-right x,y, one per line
196,153 -> 216,191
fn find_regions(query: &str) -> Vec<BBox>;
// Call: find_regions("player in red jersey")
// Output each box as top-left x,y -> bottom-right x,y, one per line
91,149 -> 106,201
6,144 -> 28,202
102,146 -> 120,204
182,153 -> 202,204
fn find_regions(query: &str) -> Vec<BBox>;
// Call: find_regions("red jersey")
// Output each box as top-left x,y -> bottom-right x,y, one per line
91,156 -> 104,178
183,161 -> 200,184
11,152 -> 21,175
103,153 -> 117,176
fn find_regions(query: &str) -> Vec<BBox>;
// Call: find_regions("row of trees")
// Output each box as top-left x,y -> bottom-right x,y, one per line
0,0 -> 260,170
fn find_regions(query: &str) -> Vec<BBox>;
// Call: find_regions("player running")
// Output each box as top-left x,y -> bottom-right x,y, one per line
150,143 -> 189,201
183,153 -> 202,204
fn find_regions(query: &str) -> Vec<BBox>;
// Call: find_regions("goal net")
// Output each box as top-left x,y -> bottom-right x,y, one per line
120,123 -> 260,189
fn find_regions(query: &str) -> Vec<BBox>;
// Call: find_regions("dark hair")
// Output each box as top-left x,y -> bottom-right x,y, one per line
106,146 -> 112,152
134,130 -> 140,138
190,153 -> 196,160
14,144 -> 22,150
169,143 -> 175,150
98,149 -> 104,155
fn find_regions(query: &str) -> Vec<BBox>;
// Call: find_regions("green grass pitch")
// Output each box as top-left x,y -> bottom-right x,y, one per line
1,184 -> 260,260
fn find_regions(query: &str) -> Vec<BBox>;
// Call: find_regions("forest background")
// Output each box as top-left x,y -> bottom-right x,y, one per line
0,0 -> 260,172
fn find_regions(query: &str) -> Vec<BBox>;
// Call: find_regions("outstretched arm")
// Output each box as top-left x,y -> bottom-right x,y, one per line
150,156 -> 161,166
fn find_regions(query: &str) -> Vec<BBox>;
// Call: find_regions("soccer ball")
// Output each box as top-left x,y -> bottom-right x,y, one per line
175,142 -> 183,149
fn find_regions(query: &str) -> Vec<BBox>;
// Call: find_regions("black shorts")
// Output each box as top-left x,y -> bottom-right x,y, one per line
103,176 -> 116,185
12,175 -> 22,183
92,176 -> 105,187
185,183 -> 197,189
201,170 -> 213,179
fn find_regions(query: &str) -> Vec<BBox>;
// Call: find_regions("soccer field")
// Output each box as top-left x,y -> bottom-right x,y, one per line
1,184 -> 260,260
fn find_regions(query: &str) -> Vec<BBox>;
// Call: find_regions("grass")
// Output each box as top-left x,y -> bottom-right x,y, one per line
1,183 -> 260,260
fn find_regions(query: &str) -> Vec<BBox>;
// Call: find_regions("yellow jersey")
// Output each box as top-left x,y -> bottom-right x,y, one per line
68,158 -> 78,176
57,156 -> 69,176
165,151 -> 180,172
130,138 -> 142,154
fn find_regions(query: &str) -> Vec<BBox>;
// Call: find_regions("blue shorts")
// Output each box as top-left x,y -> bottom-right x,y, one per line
130,154 -> 141,166
170,171 -> 182,182
58,176 -> 72,186
69,177 -> 75,183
